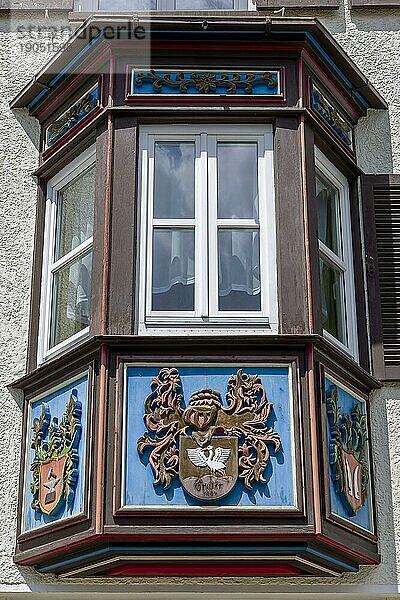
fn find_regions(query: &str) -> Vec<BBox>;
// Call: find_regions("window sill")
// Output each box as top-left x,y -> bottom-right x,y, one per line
39,327 -> 90,366
138,322 -> 278,336
323,329 -> 358,363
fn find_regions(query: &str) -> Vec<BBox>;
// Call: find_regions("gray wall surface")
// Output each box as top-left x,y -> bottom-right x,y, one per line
1,5 -> 400,597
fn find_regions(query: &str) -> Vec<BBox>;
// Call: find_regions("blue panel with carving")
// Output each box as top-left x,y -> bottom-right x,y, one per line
124,365 -> 296,509
131,70 -> 280,96
326,377 -> 373,533
24,375 -> 88,532
312,85 -> 353,149
46,85 -> 99,149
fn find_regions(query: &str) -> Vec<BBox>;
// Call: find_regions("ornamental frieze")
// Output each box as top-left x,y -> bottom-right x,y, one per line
130,69 -> 281,96
311,84 -> 354,150
45,83 -> 99,149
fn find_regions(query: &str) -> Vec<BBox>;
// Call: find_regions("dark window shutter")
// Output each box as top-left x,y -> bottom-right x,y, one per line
362,174 -> 400,380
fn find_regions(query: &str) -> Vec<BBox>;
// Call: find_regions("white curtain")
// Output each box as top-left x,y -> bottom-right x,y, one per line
218,230 -> 260,298
152,230 -> 195,295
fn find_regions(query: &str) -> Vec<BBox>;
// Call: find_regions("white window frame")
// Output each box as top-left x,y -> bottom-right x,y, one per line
137,124 -> 277,336
37,145 -> 96,365
315,147 -> 358,360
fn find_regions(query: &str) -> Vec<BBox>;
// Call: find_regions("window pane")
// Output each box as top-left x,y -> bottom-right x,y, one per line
56,165 -> 95,260
217,143 -> 258,220
175,0 -> 234,7
98,0 -> 156,9
218,229 -> 261,311
316,170 -> 340,256
152,229 -> 195,311
50,251 -> 92,348
320,256 -> 347,344
154,143 -> 195,219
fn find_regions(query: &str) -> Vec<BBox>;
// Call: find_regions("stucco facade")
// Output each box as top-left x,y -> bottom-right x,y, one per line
1,3 -> 400,597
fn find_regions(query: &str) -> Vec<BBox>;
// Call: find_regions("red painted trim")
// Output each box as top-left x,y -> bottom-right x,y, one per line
316,534 -> 379,565
95,345 -> 108,533
106,562 -> 302,577
16,530 -> 377,566
298,51 -> 304,109
112,41 -> 304,53
35,45 -> 110,120
303,50 -> 360,119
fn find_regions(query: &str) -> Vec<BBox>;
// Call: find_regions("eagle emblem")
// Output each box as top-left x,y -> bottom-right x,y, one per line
187,446 -> 231,475
137,368 -> 281,501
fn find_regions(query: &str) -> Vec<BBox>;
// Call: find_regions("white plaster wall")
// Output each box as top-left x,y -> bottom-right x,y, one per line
1,4 -> 400,597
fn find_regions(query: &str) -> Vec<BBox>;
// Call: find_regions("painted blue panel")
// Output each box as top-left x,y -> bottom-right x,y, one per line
46,85 -> 99,149
325,377 -> 373,533
124,365 -> 296,509
132,70 -> 280,96
24,375 -> 88,531
311,85 -> 353,149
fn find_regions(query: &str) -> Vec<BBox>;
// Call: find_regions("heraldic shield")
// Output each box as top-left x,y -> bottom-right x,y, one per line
340,449 -> 363,514
326,383 -> 369,517
30,390 -> 82,517
138,367 -> 282,501
179,436 -> 238,500
38,456 -> 68,515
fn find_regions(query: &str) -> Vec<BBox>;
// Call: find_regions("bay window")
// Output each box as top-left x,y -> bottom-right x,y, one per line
38,146 -> 96,363
315,148 -> 358,358
138,125 -> 277,333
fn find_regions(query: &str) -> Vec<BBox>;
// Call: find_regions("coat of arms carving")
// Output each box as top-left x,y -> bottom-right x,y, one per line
137,368 -> 281,501
30,390 -> 82,516
326,384 -> 369,516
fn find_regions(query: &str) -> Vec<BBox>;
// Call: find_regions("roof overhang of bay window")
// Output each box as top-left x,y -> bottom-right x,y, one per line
11,15 -> 386,114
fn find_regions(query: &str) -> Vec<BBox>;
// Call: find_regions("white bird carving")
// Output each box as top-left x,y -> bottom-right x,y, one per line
187,445 -> 231,475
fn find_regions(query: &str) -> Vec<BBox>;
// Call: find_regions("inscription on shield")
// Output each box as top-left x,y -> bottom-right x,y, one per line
179,436 -> 238,501
38,455 -> 67,515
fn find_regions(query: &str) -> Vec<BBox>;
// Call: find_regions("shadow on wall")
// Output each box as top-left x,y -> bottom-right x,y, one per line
12,107 -> 41,152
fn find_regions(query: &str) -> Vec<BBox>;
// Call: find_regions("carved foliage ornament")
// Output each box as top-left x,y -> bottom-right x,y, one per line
30,391 -> 82,516
133,70 -> 280,96
326,384 -> 369,516
46,84 -> 99,149
137,368 -> 281,501
312,85 -> 353,149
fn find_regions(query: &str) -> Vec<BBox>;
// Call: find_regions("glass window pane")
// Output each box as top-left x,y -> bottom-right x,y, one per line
218,229 -> 261,311
98,0 -> 156,9
316,170 -> 340,256
152,229 -> 195,311
50,251 -> 92,348
56,165 -> 95,260
320,256 -> 347,344
176,0 -> 234,7
217,143 -> 258,220
154,143 -> 195,219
